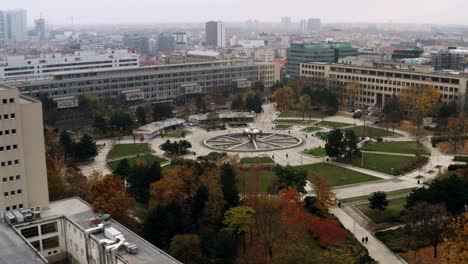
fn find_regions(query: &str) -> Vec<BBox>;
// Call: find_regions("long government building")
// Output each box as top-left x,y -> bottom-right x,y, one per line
2,60 -> 277,109
300,62 -> 468,111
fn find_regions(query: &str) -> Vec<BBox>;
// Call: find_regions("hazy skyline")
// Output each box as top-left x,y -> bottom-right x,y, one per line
4,0 -> 468,26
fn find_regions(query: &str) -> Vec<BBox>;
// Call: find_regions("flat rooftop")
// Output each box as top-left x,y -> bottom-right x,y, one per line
0,223 -> 46,263
46,198 -> 180,264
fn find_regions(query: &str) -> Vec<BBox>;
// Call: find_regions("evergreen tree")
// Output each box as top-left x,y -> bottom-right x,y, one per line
74,134 -> 97,160
343,129 -> 361,161
368,191 -> 389,211
274,165 -> 307,193
59,131 -> 74,159
136,106 -> 147,126
325,129 -> 344,159
152,103 -> 173,121
115,158 -> 131,180
191,185 -> 209,222
94,114 -> 108,134
220,164 -> 239,209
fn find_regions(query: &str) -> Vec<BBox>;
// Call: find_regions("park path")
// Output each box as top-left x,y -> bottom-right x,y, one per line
331,207 -> 407,264
77,139 -> 112,176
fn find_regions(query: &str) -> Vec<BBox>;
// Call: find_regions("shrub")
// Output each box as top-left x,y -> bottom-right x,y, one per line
392,156 -> 428,175
448,164 -> 467,171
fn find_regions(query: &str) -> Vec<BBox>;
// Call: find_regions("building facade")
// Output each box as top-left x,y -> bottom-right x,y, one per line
0,11 -> 7,45
205,21 -> 226,48
431,48 -> 468,71
123,35 -> 149,54
156,33 -> 175,52
10,60 -> 266,108
0,50 -> 139,80
0,85 -> 49,214
286,42 -> 358,77
300,62 -> 468,110
7,9 -> 28,42
307,18 -> 321,32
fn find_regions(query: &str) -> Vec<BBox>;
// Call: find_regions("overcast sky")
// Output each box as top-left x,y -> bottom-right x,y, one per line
4,0 -> 468,26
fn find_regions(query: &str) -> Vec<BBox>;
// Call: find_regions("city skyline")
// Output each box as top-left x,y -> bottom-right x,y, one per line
3,0 -> 468,26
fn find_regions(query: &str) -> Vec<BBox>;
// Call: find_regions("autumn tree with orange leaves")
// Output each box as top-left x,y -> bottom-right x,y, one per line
345,81 -> 362,108
88,172 -> 139,231
272,86 -> 295,111
309,172 -> 336,213
443,213 -> 468,264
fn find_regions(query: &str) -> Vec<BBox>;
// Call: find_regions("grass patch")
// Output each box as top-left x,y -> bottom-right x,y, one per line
275,119 -> 306,124
305,147 -> 326,157
241,157 -> 275,164
237,169 -> 277,193
108,154 -> 168,172
275,124 -> 291,129
301,126 -> 322,133
363,141 -> 429,155
278,110 -> 323,118
343,153 -> 425,175
347,126 -> 396,138
317,121 -> 352,128
107,143 -> 152,160
295,163 -> 380,186
341,188 -> 416,203
165,129 -> 191,138
355,196 -> 407,223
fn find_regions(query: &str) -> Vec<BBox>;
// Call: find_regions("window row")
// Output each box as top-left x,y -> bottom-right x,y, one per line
4,189 -> 22,196
0,113 -> 16,120
1,98 -> 15,104
0,159 -> 19,167
2,175 -> 21,182
5,203 -> 23,211
0,144 -> 18,152
0,129 -> 17,136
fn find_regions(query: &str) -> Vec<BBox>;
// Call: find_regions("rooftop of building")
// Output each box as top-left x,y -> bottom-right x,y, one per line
0,222 -> 46,263
42,197 -> 181,264
134,118 -> 185,134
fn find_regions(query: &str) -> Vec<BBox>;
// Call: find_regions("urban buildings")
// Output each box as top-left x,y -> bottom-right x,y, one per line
286,42 -> 358,77
431,47 -> 468,71
307,18 -> 321,31
205,21 -> 226,48
0,49 -> 139,80
33,18 -> 46,40
281,17 -> 291,30
391,48 -> 424,61
0,11 -> 6,45
7,9 -> 28,42
10,60 -> 278,108
123,35 -> 149,54
300,62 -> 468,110
156,33 -> 175,52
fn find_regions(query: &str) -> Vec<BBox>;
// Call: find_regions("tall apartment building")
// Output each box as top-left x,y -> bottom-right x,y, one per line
34,18 -> 46,40
0,84 -> 180,264
0,86 -> 49,214
0,49 -> 139,80
281,17 -> 291,30
286,42 -> 358,77
0,11 -> 7,45
123,35 -> 149,54
300,62 -> 468,110
307,18 -> 321,32
205,21 -> 226,48
10,60 -> 267,108
7,9 -> 28,42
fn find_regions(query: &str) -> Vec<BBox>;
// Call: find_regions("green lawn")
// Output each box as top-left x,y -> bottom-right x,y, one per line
295,163 -> 381,186
278,110 -> 322,118
305,147 -> 326,157
241,156 -> 275,164
237,169 -> 277,193
355,196 -> 407,223
107,143 -> 152,160
275,119 -> 307,124
347,126 -> 397,138
165,129 -> 191,138
363,141 -> 429,155
341,188 -> 416,203
344,153 -> 421,175
108,154 -> 168,171
275,124 -> 291,129
301,126 -> 322,133
317,121 -> 352,128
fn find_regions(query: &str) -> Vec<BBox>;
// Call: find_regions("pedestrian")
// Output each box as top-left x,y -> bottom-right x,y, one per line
286,154 -> 288,158
417,180 -> 420,184
362,237 -> 365,243
272,155 -> 275,159
338,201 -> 342,208
365,237 -> 368,244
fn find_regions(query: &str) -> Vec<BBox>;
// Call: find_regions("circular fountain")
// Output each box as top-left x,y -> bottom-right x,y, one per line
203,127 -> 303,152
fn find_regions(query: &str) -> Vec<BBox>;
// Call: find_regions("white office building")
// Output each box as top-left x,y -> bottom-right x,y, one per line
0,11 -> 7,45
0,49 -> 139,80
7,9 -> 28,42
205,21 -> 226,48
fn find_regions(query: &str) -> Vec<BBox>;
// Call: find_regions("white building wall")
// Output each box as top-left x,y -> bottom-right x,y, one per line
7,9 -> 28,42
